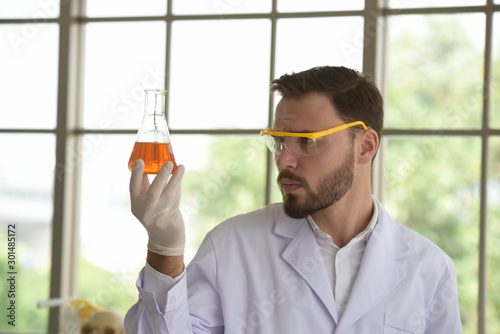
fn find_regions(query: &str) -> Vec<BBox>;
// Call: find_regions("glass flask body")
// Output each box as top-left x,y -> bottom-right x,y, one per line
128,90 -> 177,174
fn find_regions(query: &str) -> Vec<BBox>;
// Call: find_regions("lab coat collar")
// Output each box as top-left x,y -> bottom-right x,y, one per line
273,199 -> 410,331
274,207 -> 340,324
273,206 -> 306,239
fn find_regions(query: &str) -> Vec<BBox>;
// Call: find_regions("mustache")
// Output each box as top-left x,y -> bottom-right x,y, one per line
277,170 -> 309,189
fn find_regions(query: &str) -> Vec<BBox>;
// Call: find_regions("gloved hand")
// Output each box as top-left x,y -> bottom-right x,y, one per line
129,159 -> 186,256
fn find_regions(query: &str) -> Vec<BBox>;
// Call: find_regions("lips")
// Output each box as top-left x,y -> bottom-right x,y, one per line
280,178 -> 303,193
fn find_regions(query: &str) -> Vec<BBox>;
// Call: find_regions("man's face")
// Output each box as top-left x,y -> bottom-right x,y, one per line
273,92 -> 356,219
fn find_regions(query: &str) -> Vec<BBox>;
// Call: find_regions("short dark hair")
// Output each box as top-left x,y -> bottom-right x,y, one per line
270,66 -> 384,140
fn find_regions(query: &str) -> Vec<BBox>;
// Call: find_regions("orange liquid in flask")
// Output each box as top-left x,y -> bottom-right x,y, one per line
128,142 -> 177,174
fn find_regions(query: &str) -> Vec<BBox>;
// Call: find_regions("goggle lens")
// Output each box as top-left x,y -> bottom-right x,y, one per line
264,135 -> 326,157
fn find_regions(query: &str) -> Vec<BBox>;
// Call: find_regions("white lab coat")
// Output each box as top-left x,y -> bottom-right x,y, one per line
125,199 -> 462,333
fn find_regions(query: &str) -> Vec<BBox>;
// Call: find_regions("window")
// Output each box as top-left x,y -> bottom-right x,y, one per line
0,1 -> 499,333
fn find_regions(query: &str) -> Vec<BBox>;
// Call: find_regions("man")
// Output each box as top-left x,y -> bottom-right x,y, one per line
125,66 -> 462,333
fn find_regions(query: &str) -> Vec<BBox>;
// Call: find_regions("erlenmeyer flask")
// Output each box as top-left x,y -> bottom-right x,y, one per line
128,89 -> 177,174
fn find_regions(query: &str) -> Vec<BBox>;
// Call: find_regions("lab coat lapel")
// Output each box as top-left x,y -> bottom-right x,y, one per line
275,210 -> 339,325
335,203 -> 408,333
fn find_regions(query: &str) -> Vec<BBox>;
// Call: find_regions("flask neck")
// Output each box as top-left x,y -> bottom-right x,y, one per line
136,89 -> 171,143
144,89 -> 166,116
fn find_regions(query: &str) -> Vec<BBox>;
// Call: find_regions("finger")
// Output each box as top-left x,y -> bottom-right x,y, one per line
148,161 -> 175,198
165,164 -> 185,192
160,165 -> 185,206
130,159 -> 146,196
140,172 -> 150,194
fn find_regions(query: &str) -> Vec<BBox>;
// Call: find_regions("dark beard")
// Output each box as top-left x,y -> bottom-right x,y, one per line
278,149 -> 354,219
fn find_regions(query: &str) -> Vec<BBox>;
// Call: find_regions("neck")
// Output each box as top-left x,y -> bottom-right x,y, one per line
311,190 -> 374,248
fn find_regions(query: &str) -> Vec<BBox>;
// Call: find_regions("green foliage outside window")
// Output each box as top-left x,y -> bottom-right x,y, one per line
386,15 -> 499,333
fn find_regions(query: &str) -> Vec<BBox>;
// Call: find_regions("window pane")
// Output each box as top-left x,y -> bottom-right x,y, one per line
173,0 -> 271,15
487,137 -> 500,334
389,0 -> 485,8
278,0 -> 363,12
83,22 -> 166,130
0,24 -> 58,129
174,134 -> 267,261
169,20 -> 270,130
386,14 -> 484,129
492,13 -> 500,129
79,135 -> 145,316
86,0 -> 166,17
275,17 -> 364,76
0,0 -> 59,18
383,137 -> 480,333
0,134 -> 54,332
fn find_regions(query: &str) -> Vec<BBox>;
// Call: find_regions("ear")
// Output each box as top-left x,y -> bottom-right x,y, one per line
357,128 -> 379,165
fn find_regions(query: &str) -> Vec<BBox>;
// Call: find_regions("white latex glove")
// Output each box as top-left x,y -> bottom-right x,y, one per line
129,159 -> 186,256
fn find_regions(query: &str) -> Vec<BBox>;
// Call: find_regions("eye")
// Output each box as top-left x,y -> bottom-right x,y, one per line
295,136 -> 326,155
300,137 -> 321,145
298,137 -> 316,144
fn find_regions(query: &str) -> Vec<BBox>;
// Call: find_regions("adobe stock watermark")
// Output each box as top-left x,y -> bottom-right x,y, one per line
212,0 -> 245,15
5,224 -> 17,327
6,0 -> 69,54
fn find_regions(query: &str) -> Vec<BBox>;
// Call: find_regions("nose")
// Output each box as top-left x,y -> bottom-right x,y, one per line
275,143 -> 298,170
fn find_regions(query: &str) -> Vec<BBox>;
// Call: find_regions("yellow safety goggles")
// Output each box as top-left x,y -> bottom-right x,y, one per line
260,121 -> 367,156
